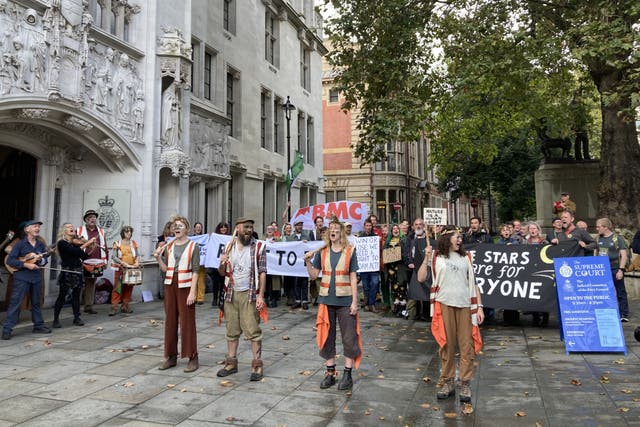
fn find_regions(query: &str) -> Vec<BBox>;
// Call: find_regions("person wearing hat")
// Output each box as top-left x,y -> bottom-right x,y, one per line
286,219 -> 311,309
552,192 -> 577,215
217,217 -> 267,381
3,220 -> 51,339
77,209 -> 108,314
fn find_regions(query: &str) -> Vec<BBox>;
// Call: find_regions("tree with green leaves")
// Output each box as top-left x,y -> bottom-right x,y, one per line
323,0 -> 640,228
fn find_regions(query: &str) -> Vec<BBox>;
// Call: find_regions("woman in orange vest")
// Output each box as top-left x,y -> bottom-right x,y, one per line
154,216 -> 200,373
110,225 -> 140,315
304,220 -> 362,391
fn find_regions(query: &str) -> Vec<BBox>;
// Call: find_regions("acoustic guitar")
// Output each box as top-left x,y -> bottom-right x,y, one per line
5,244 -> 56,274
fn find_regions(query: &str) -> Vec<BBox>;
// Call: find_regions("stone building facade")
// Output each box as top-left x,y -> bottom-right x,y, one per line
0,0 -> 326,304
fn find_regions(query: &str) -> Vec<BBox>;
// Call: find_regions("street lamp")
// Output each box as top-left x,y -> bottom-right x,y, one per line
282,96 -> 296,221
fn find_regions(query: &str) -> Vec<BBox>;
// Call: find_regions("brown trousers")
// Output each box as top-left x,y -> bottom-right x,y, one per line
164,278 -> 198,359
439,304 -> 475,381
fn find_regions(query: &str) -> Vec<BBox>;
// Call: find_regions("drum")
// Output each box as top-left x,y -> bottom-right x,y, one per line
83,259 -> 106,278
122,267 -> 143,285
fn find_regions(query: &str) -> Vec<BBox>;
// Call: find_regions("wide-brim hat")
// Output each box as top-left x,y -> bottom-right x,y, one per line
235,216 -> 255,225
83,209 -> 98,221
23,219 -> 43,228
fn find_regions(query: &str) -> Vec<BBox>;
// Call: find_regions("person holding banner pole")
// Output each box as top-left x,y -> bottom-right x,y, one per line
359,219 -> 381,312
420,226 -> 483,403
286,220 -> 311,310
305,220 -> 362,391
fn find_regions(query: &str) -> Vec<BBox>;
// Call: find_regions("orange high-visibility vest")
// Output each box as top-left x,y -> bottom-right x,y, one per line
164,240 -> 196,288
320,246 -> 353,297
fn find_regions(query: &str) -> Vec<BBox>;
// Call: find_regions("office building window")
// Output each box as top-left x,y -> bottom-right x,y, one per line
274,96 -> 284,154
297,111 -> 306,157
306,116 -> 314,166
329,88 -> 339,103
300,46 -> 311,91
265,11 -> 279,66
223,0 -> 236,34
204,51 -> 213,100
226,69 -> 240,137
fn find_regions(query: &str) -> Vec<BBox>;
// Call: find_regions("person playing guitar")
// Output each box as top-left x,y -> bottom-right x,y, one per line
3,220 -> 52,340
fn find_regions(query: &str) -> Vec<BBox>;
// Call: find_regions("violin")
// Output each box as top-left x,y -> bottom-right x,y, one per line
5,244 -> 56,274
70,234 -> 88,246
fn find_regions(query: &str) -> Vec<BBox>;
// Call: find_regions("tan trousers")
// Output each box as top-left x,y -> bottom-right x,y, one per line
439,304 -> 475,381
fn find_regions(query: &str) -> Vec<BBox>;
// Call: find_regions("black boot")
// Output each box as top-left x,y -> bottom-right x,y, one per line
338,367 -> 353,390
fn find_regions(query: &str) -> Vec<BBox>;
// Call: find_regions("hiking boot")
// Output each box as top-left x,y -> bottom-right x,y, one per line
320,371 -> 337,389
459,380 -> 472,402
337,369 -> 353,390
158,355 -> 177,370
216,356 -> 238,377
437,378 -> 455,399
250,359 -> 263,381
184,356 -> 199,373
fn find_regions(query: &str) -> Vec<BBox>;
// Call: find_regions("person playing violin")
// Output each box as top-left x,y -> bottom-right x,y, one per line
3,220 -> 52,340
53,223 -> 96,328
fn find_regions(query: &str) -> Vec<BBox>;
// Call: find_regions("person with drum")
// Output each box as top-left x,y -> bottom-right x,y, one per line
154,216 -> 200,373
53,223 -> 96,328
77,210 -> 108,314
109,225 -> 140,316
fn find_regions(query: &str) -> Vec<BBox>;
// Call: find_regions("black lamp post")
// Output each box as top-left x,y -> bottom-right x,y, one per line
283,96 -> 296,221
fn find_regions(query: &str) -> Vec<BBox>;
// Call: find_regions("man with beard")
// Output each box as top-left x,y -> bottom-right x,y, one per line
77,210 -> 108,314
550,211 -> 596,257
217,217 -> 267,381
595,218 -> 629,322
403,218 -> 433,321
463,216 -> 492,244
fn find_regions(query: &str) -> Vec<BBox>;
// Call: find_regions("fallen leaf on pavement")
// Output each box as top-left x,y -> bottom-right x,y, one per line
422,376 -> 432,383
220,380 -> 234,387
377,375 -> 385,379
141,345 -> 150,349
180,388 -> 187,392
225,416 -> 236,421
271,326 -> 278,330
444,412 -> 457,419
123,382 -> 135,388
43,340 -> 52,347
633,397 -> 640,402
420,403 -> 431,409
298,370 -> 312,376
166,384 -> 176,388
461,403 -> 474,415
524,391 -> 530,396
364,409 -> 372,415
96,326 -> 103,331
358,372 -> 366,377
618,407 -> 630,412
416,338 -> 427,342
515,411 -> 527,417
570,379 -> 582,386
282,336 -> 290,340
600,376 -> 610,384
621,389 -> 633,394
378,416 -> 385,420
614,359 -> 625,365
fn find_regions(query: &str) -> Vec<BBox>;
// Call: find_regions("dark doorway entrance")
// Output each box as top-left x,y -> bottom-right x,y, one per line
0,147 -> 36,232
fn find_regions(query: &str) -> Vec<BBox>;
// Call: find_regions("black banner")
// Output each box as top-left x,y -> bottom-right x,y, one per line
464,241 -> 582,312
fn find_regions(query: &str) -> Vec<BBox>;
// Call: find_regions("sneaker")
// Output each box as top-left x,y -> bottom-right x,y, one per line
320,371 -> 337,389
1,332 -> 11,340
291,302 -> 302,309
459,380 -> 471,402
73,318 -> 85,326
337,370 -> 353,390
33,326 -> 52,334
621,317 -> 629,323
437,379 -> 455,399
302,302 -> 309,310
184,356 -> 199,373
52,320 -> 62,328
216,357 -> 238,377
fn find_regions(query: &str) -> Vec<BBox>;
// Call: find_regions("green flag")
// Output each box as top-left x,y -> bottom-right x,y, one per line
286,151 -> 304,191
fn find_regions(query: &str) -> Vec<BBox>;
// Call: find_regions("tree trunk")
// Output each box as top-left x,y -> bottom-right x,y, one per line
595,72 -> 640,230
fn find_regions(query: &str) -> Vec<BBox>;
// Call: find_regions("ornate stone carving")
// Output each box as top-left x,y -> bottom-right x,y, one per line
189,113 -> 230,178
161,80 -> 181,147
0,123 -> 51,144
158,27 -> 192,90
157,27 -> 191,58
97,138 -> 125,158
16,108 -> 50,119
0,1 -> 146,144
63,116 -> 93,132
159,147 -> 191,178
45,145 -> 66,167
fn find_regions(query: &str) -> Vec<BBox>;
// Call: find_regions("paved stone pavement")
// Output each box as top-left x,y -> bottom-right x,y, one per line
1,298 -> 640,426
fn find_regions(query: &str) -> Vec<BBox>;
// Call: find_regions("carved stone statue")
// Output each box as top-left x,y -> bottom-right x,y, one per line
94,47 -> 114,112
132,89 -> 145,141
161,80 -> 181,147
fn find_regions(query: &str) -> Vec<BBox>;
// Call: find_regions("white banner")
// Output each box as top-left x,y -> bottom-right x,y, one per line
188,234 -> 210,265
290,201 -> 368,233
423,207 -> 448,225
201,233 -> 379,276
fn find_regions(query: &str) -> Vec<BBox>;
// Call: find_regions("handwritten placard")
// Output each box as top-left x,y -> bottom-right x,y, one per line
354,236 -> 380,272
423,208 -> 447,225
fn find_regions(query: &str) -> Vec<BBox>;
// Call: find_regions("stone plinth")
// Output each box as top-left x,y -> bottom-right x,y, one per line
535,161 -> 599,228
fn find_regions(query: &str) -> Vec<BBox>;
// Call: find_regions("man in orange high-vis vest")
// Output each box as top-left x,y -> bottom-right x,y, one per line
305,220 -> 362,391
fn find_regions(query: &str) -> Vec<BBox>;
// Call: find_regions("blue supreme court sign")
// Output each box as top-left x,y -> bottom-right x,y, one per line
554,256 -> 626,354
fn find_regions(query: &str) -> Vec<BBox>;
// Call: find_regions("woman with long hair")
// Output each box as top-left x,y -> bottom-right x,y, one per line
418,226 -> 484,403
305,220 -> 362,391
53,223 -> 96,328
